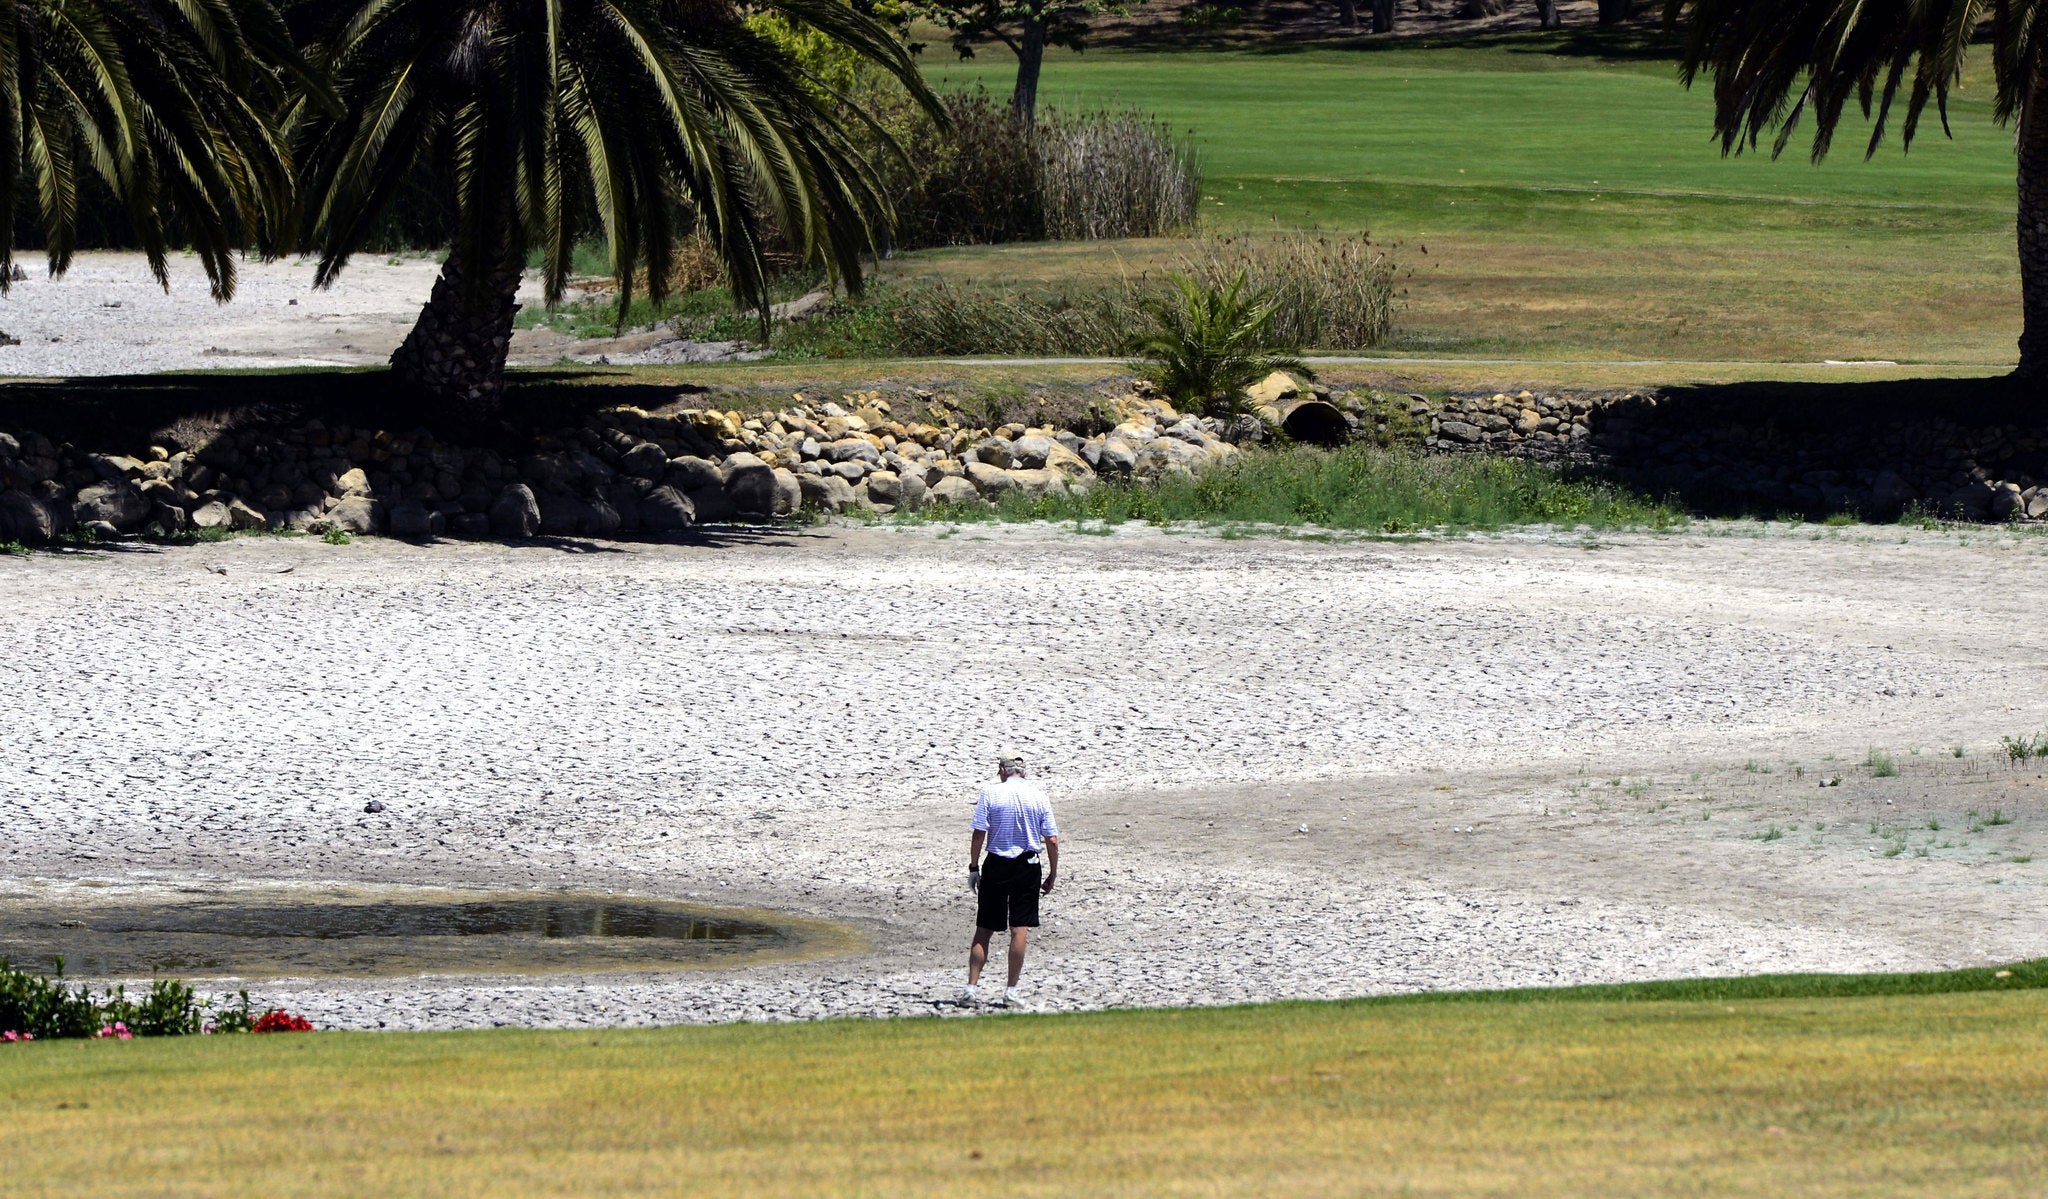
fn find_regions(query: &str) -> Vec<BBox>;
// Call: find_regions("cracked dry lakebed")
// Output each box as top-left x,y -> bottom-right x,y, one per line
3,521 -> 2047,1029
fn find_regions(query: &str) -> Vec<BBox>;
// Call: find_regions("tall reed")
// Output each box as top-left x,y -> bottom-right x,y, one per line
1178,233 -> 1395,350
1036,108 -> 1201,241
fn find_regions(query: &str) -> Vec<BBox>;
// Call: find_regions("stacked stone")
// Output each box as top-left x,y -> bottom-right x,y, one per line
0,391 -> 1244,544
1421,389 -> 2048,521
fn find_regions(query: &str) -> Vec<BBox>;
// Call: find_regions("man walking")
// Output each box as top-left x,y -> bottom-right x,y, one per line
963,751 -> 1059,1009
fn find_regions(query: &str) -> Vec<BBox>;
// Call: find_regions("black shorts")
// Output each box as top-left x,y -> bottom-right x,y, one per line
976,852 -> 1042,930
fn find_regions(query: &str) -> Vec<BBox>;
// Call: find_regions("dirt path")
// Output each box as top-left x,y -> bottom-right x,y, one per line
3,522 -> 2045,1027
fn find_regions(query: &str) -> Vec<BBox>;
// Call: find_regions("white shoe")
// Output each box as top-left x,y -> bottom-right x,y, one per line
1003,986 -> 1024,1009
960,984 -> 979,1007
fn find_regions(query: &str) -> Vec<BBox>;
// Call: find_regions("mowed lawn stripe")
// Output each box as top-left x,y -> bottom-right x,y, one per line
913,42 -> 2024,363
6,988 -> 2048,1196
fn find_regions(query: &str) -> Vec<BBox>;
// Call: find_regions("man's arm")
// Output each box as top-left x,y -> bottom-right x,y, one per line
969,828 -> 986,869
1041,835 -> 1059,894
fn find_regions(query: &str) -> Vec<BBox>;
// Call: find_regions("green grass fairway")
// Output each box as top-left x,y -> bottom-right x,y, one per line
914,37 -> 2020,365
8,967 -> 2048,1197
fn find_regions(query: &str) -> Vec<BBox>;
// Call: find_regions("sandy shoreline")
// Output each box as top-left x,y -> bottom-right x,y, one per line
4,523 -> 2047,1028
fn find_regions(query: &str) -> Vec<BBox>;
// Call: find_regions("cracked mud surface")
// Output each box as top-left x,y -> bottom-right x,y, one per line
4,522 -> 2047,1028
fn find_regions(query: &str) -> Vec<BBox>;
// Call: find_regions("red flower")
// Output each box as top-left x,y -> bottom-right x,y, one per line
251,1010 -> 316,1034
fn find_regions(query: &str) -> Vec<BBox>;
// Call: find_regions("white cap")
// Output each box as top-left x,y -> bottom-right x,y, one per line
998,751 -> 1027,774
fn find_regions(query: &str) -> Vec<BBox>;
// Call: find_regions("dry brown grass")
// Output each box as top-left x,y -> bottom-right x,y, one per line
6,989 -> 2047,1197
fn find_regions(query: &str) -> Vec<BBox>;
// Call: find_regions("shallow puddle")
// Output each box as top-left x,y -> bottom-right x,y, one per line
0,887 -> 854,979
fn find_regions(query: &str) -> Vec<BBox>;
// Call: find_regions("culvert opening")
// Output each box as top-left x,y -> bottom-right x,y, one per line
0,889 -> 852,979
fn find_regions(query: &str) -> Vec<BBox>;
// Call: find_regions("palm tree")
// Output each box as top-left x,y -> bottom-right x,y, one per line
288,0 -> 936,420
1129,271 -> 1314,417
0,0 -> 306,300
1666,0 -> 2048,379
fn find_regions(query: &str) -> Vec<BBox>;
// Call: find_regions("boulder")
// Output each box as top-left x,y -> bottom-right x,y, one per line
334,467 -> 371,497
771,468 -> 802,518
1245,371 -> 1301,408
1114,416 -> 1163,444
930,476 -> 984,506
722,452 -> 778,518
1869,471 -> 1915,512
73,480 -> 150,530
970,437 -> 1016,469
90,453 -> 145,483
688,485 -> 735,524
868,469 -> 928,511
538,493 -> 587,536
583,497 -> 624,536
0,491 -> 58,542
1437,420 -> 1482,443
1008,468 -> 1069,498
225,498 -> 268,531
0,432 -> 19,459
1133,437 -> 1211,479
1993,482 -> 2025,520
665,455 -> 724,493
830,460 -> 868,482
327,495 -> 382,535
618,442 -> 668,480
639,485 -> 696,532
388,499 -> 435,538
799,473 -> 858,514
489,484 -> 543,538
966,461 -> 1018,496
1041,442 -> 1095,484
822,438 -> 883,467
188,500 -> 232,532
1010,435 -> 1056,469
1096,439 -> 1139,474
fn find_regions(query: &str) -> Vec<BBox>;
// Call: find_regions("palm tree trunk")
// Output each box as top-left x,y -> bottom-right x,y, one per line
390,243 -> 525,422
1535,0 -> 1562,29
2018,58 -> 2048,380
1337,0 -> 1359,26
1011,18 -> 1047,129
1371,0 -> 1394,33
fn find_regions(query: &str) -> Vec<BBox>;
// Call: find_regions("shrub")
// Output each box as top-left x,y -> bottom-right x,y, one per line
863,86 -> 1199,250
1129,272 -> 1313,416
0,960 -> 310,1041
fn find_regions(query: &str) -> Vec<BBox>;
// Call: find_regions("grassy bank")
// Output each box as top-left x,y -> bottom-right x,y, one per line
912,38 -> 2018,365
7,964 -> 2048,1197
916,444 -> 1682,534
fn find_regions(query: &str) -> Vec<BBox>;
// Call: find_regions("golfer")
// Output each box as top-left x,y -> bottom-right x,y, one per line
962,751 -> 1059,1009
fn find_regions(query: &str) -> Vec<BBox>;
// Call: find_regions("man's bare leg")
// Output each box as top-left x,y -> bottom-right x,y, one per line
968,927 -> 995,987
1006,927 -> 1028,987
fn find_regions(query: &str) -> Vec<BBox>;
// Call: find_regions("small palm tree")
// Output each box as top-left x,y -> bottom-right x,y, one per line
1666,0 -> 2048,380
1128,271 -> 1314,416
288,0 -> 937,421
0,0 -> 307,300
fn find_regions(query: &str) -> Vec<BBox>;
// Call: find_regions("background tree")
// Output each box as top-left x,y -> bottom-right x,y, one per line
1597,0 -> 1630,25
286,0 -> 937,421
919,0 -> 1129,126
1666,0 -> 2048,379
1371,0 -> 1394,34
0,0 -> 307,300
1535,0 -> 1561,29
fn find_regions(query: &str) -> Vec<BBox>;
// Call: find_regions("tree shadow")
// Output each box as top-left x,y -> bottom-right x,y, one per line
1573,373 -> 2044,518
0,368 -> 704,451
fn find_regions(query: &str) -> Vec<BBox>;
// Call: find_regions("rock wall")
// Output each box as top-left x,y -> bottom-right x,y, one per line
1414,387 -> 2048,521
0,392 -> 1241,544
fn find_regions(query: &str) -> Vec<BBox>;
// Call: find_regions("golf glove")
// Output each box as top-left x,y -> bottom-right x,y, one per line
967,868 -> 980,894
